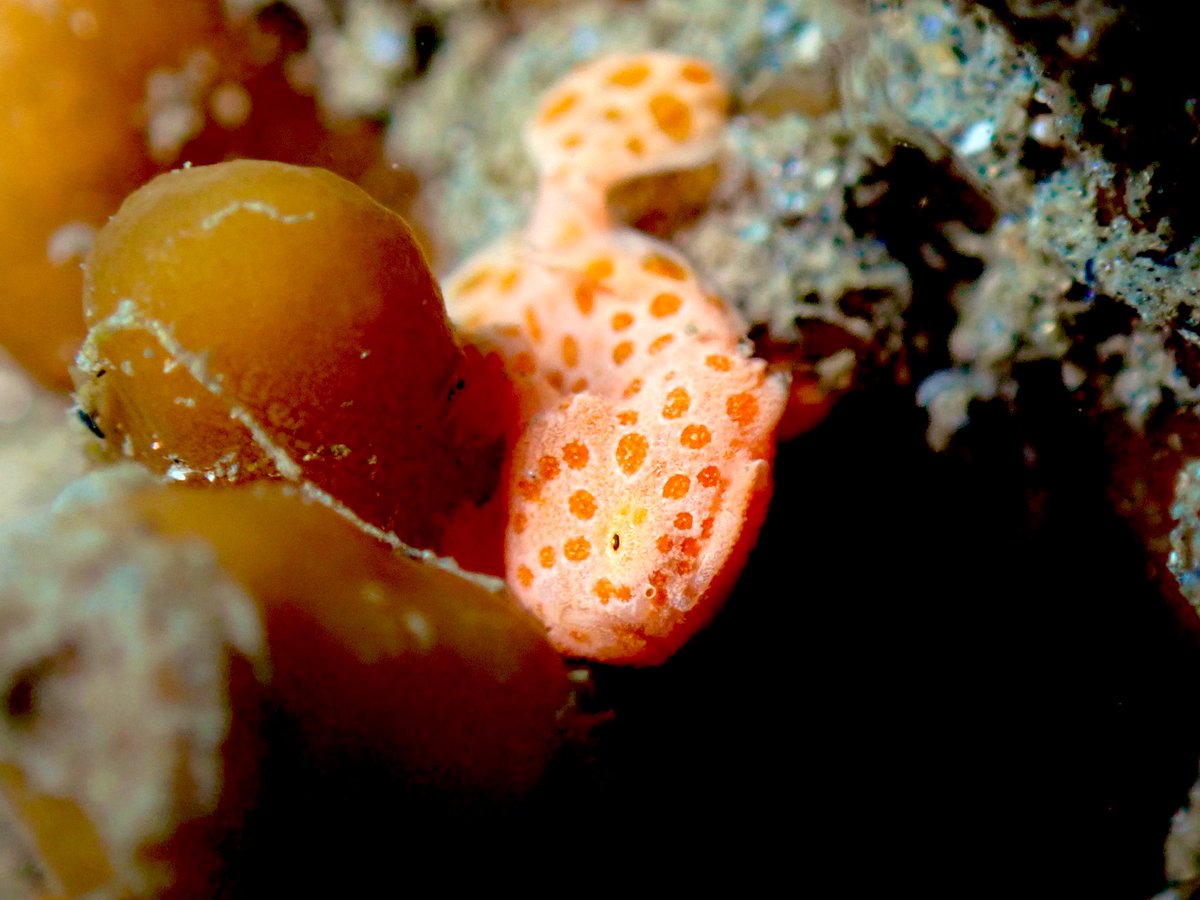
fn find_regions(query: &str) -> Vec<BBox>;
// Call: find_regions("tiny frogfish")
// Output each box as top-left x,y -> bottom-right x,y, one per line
444,52 -> 788,665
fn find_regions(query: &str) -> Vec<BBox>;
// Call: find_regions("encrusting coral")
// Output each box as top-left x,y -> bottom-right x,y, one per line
444,52 -> 793,664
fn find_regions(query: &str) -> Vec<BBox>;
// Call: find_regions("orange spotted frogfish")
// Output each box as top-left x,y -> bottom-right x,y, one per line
444,52 -> 789,665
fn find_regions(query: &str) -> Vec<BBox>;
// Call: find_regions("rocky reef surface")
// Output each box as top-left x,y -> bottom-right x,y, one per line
6,1 -> 1200,895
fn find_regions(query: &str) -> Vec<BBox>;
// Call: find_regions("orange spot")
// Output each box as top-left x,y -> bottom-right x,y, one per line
623,379 -> 643,399
546,370 -> 564,391
541,90 -> 578,122
613,341 -> 634,365
456,268 -> 491,294
517,565 -> 534,587
680,62 -> 714,84
618,410 -> 638,425
562,335 -> 579,368
681,537 -> 701,557
662,387 -> 690,419
524,306 -> 543,343
585,257 -> 615,281
648,334 -> 674,354
498,324 -> 523,339
609,61 -> 651,87
516,478 -> 540,501
649,93 -> 692,141
557,221 -> 585,244
564,537 -> 591,562
513,512 -> 528,534
700,516 -> 714,538
539,546 -> 556,568
649,292 -> 682,318
499,269 -> 520,292
662,474 -> 690,499
574,282 -> 595,316
727,392 -> 759,427
563,441 -> 589,469
616,433 -> 649,475
562,133 -> 584,149
642,253 -> 688,281
706,354 -> 732,372
538,455 -> 561,480
594,578 -> 615,604
611,311 -> 634,331
513,352 -> 536,377
569,490 -> 597,520
674,559 -> 695,575
626,136 -> 645,156
674,511 -> 693,530
680,424 -> 712,449
615,585 -> 632,602
656,534 -> 673,553
697,465 -> 721,487
648,570 -> 669,606
570,377 -> 589,393
604,107 -> 623,121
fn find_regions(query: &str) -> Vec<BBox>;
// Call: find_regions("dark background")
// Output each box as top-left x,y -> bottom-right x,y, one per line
230,377 -> 1200,897
228,3 -> 1200,894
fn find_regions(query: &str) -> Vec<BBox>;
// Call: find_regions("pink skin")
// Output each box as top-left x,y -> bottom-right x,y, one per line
444,53 -> 788,664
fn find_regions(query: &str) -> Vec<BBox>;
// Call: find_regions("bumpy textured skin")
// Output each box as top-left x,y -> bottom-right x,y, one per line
527,52 -> 728,186
445,53 -> 787,664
